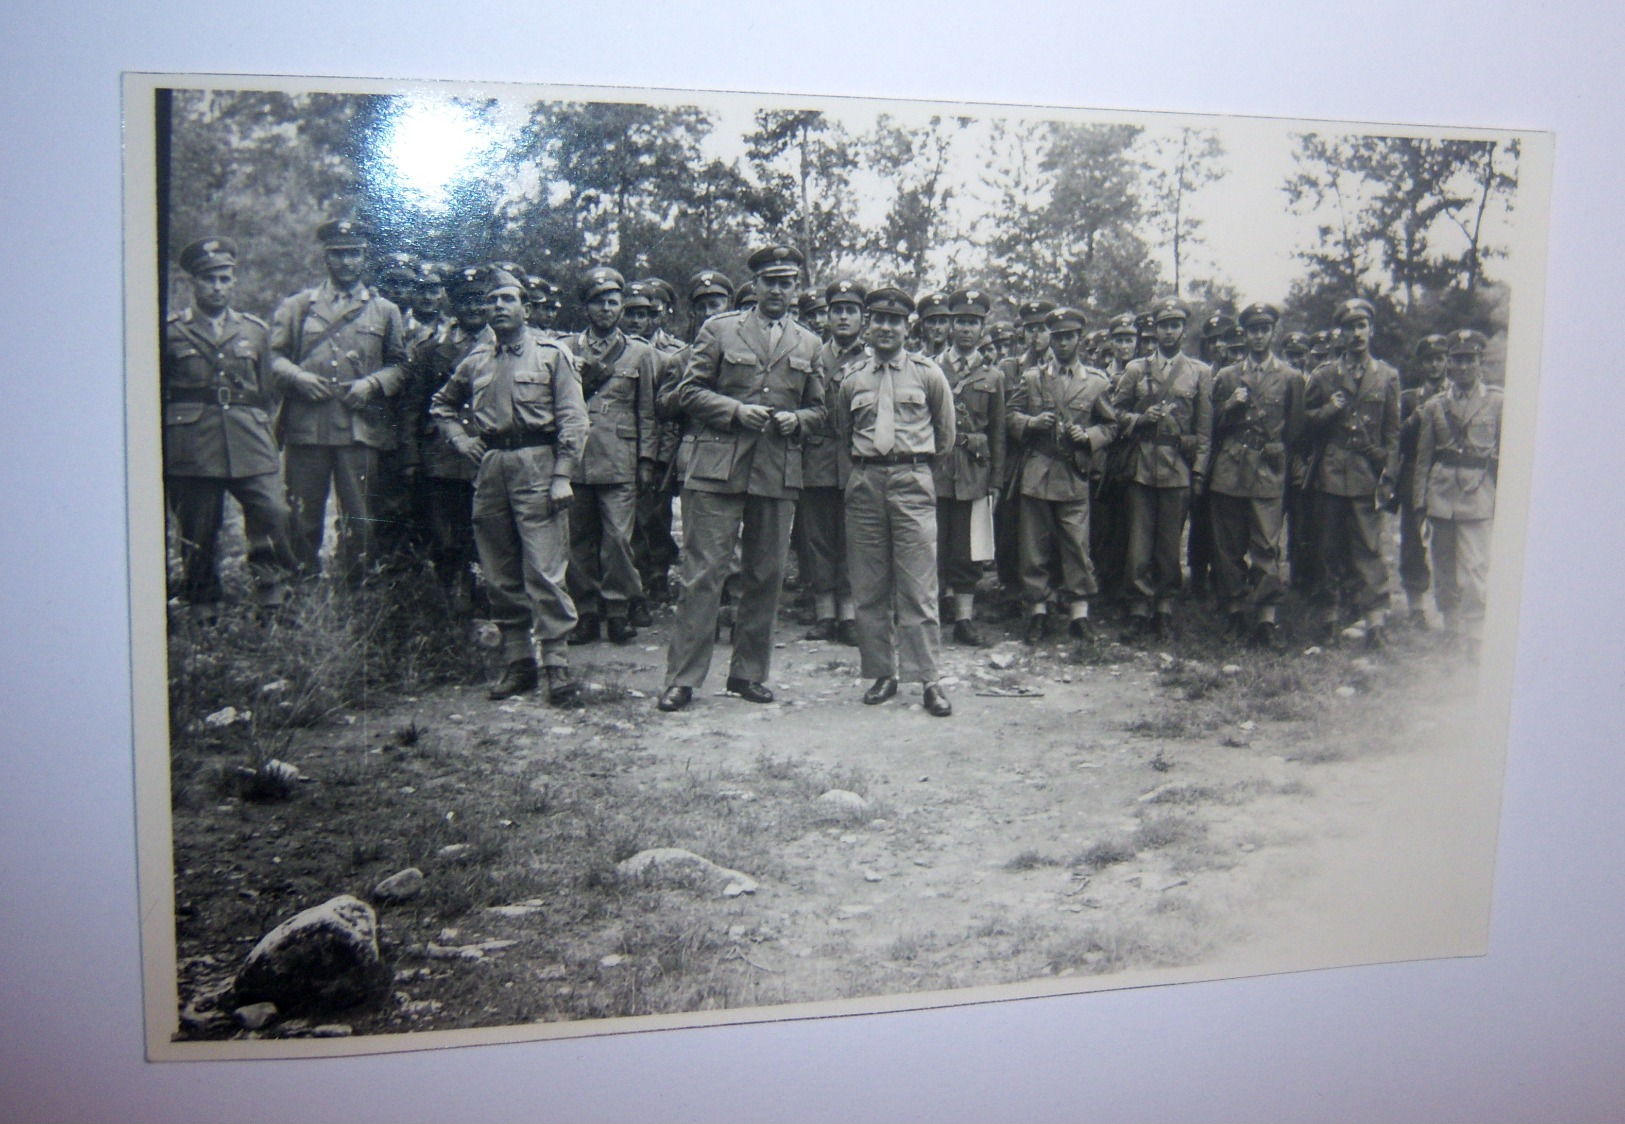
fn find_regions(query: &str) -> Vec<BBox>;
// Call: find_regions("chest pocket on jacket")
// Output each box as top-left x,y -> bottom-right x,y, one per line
512,367 -> 552,404
897,386 -> 926,408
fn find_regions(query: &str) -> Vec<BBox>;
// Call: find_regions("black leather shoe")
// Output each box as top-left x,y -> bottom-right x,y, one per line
952,619 -> 987,647
836,619 -> 860,647
657,685 -> 692,712
568,614 -> 601,645
546,665 -> 580,706
629,599 -> 653,628
863,677 -> 898,705
1251,621 -> 1285,652
725,677 -> 775,704
804,618 -> 838,642
1365,624 -> 1388,651
606,616 -> 638,644
1068,617 -> 1092,640
1023,614 -> 1048,645
923,684 -> 953,717
489,658 -> 538,700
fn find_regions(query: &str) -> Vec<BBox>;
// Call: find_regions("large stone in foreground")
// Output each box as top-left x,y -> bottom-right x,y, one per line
233,895 -> 390,1012
616,848 -> 759,898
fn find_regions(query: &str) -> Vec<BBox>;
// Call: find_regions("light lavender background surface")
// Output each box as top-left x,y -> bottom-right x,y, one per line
2,3 -> 1621,1120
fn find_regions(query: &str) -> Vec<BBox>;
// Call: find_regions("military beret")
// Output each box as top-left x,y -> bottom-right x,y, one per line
825,278 -> 868,307
1333,297 -> 1376,325
989,320 -> 1017,343
688,269 -> 735,302
1017,299 -> 1056,327
1152,297 -> 1190,324
579,266 -> 625,302
378,251 -> 418,282
1045,306 -> 1087,333
949,287 -> 992,317
178,237 -> 237,275
797,292 -> 827,315
622,281 -> 656,311
1201,312 -> 1237,339
747,244 -> 805,277
733,280 -> 758,309
1238,302 -> 1281,328
1414,333 -> 1450,359
485,268 -> 525,296
1107,312 -> 1138,338
316,218 -> 372,248
865,286 -> 916,317
1445,329 -> 1487,356
640,277 -> 677,308
918,291 -> 952,319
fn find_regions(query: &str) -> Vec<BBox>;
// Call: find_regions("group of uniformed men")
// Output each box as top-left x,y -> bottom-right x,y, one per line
163,220 -> 1504,717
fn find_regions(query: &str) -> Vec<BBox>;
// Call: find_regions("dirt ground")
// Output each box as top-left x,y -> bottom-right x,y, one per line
168,584 -> 1492,1042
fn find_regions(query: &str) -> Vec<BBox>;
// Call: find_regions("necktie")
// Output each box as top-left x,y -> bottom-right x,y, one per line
873,365 -> 897,455
767,318 -> 782,353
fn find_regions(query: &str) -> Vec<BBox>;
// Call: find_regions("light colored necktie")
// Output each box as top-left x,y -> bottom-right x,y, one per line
873,365 -> 897,455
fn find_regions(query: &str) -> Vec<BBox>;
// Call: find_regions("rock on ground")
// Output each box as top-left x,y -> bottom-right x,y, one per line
616,848 -> 759,897
816,789 -> 870,817
372,867 -> 425,902
233,895 -> 391,1013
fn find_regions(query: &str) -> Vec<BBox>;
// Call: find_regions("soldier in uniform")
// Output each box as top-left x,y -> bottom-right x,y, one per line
1090,312 -> 1142,601
934,287 -> 1007,646
797,291 -> 830,339
269,218 -> 409,587
163,237 -> 297,618
918,292 -> 953,359
561,268 -> 659,645
1006,307 -> 1118,647
990,320 -> 1018,362
1412,329 -> 1501,662
408,262 -> 448,347
620,281 -> 659,343
798,278 -> 869,645
1302,297 -> 1401,648
525,274 -> 561,337
833,286 -> 956,717
656,245 -> 827,713
429,268 -> 588,703
732,280 -> 758,312
994,299 -> 1056,607
1396,334 -> 1450,627
1134,311 -> 1157,359
1111,297 -> 1212,638
625,279 -> 687,622
1280,331 -> 1311,370
1206,302 -> 1305,649
639,277 -> 684,353
1188,312 -> 1235,600
376,252 -> 419,330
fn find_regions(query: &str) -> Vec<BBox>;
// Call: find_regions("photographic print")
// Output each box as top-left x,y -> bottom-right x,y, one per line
123,72 -> 1551,1059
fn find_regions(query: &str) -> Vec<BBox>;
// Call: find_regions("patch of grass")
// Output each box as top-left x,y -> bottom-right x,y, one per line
1004,849 -> 1067,872
1132,811 -> 1209,851
1075,838 -> 1137,870
1143,783 -> 1225,806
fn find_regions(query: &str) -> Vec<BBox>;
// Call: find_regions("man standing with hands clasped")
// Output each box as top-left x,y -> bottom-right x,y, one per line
834,286 -> 956,717
657,245 -> 826,713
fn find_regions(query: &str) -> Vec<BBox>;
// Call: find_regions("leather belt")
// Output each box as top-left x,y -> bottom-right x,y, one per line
165,386 -> 264,408
1139,433 -> 1184,447
483,429 -> 557,451
851,452 -> 933,466
1437,449 -> 1495,469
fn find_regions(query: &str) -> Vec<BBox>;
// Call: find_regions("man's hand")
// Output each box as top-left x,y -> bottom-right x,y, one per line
1065,422 -> 1088,446
451,433 -> 487,466
1328,390 -> 1350,412
736,404 -> 773,431
1227,387 -> 1250,408
548,477 -> 573,515
293,371 -> 334,402
770,410 -> 800,437
340,377 -> 376,410
1192,472 -> 1208,498
1029,412 -> 1056,433
636,461 -> 658,492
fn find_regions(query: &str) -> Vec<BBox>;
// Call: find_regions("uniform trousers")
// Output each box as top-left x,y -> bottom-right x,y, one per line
1308,491 -> 1390,621
846,463 -> 941,682
370,443 -> 420,561
283,443 -> 377,584
994,482 -> 1023,591
664,490 -> 794,689
422,475 -> 477,598
471,445 -> 577,666
1398,498 -> 1432,599
1019,494 -> 1096,605
166,472 -> 296,604
1428,517 -> 1491,638
1092,487 -> 1130,599
794,486 -> 849,604
1285,482 -> 1313,590
936,498 -> 981,597
1186,489 -> 1214,592
1123,483 -> 1190,615
633,481 -> 679,591
1208,491 -> 1287,613
568,482 -> 642,617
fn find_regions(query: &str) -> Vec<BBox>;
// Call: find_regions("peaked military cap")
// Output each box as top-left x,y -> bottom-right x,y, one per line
688,269 -> 735,302
416,262 -> 447,288
579,266 -> 625,302
989,319 -> 1017,343
865,286 -> 915,317
1086,328 -> 1109,348
798,292 -> 827,315
622,281 -> 656,311
733,280 -> 758,309
825,277 -> 868,307
747,244 -> 805,277
1281,331 -> 1311,355
1107,312 -> 1139,338
1238,302 -> 1281,328
1045,306 -> 1087,333
452,265 -> 489,298
1017,298 -> 1056,327
1309,330 -> 1333,353
523,274 -> 554,302
1221,323 -> 1246,345
640,277 -> 677,308
949,287 -> 992,317
918,291 -> 952,319
1446,328 -> 1488,356
1152,297 -> 1190,324
1333,297 -> 1377,325
1135,311 -> 1157,335
485,267 -> 525,296
378,251 -> 418,281
178,237 -> 237,275
1201,312 -> 1237,339
317,218 -> 372,248
1414,333 -> 1450,359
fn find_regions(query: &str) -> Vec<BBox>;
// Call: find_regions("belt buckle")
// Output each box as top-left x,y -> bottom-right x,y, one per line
215,385 -> 233,408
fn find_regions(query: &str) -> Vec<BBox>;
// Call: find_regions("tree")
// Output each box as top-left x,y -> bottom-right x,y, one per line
744,110 -> 859,279
1043,123 -> 1156,314
1140,127 -> 1226,297
861,114 -> 971,288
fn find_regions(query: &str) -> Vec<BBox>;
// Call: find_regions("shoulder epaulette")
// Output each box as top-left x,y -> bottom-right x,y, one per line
241,312 -> 268,329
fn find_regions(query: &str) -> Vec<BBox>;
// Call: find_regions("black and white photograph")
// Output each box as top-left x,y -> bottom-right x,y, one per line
124,73 -> 1550,1059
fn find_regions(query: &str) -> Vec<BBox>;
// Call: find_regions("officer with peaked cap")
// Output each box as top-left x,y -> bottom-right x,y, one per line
163,237 -> 297,618
1188,312 -> 1237,601
995,298 -> 1056,606
430,267 -> 589,703
1412,329 -> 1500,660
638,277 -> 683,352
1092,312 -> 1144,598
1395,333 -> 1451,627
1302,297 -> 1401,647
1006,307 -> 1119,648
657,244 -> 827,712
917,291 -> 953,358
524,274 -> 561,337
1280,331 -> 1311,370
376,251 -> 419,319
1207,301 -> 1304,649
1134,311 -> 1157,359
797,291 -> 830,339
269,217 -> 409,587
833,286 -> 956,717
1110,297 -> 1213,638
560,267 -> 660,645
732,279 -> 758,311
620,280 -> 659,344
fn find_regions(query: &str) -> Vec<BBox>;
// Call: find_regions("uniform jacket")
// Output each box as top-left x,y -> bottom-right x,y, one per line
1207,353 -> 1305,500
1303,353 -> 1401,497
1110,351 -> 1213,489
429,330 -> 588,479
269,280 -> 408,450
1397,379 -> 1447,498
405,319 -> 483,481
933,348 -> 1007,499
1413,381 -> 1502,521
673,309 -> 827,500
162,307 -> 281,479
834,351 -> 956,461
1007,359 -> 1118,502
562,329 -> 659,486
803,337 -> 870,489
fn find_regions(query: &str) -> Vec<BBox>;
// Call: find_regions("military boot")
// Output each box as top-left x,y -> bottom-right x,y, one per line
489,658 -> 539,700
546,665 -> 581,706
